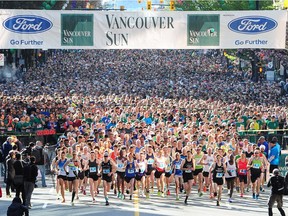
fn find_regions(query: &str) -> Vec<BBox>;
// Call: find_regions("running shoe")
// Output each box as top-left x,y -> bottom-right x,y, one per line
203,186 -> 207,192
146,193 -> 150,199
161,192 -> 165,198
176,195 -> 180,201
83,190 -> 86,195
252,193 -> 256,199
240,193 -> 243,198
236,187 -> 240,193
216,201 -> 220,206
6,194 -> 12,198
256,194 -> 259,200
114,189 -> 117,195
117,192 -> 121,198
228,198 -> 233,203
105,201 -> 109,206
126,189 -> 129,195
167,190 -> 171,196
121,194 -> 125,200
246,188 -> 250,192
184,196 -> 188,205
92,199 -> 96,203
198,192 -> 203,197
157,190 -> 161,196
214,192 -> 217,197
130,195 -> 132,200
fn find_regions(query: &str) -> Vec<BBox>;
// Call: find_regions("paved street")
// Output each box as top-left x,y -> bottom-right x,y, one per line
0,175 -> 287,216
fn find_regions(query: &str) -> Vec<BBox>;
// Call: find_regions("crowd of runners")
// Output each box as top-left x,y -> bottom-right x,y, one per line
0,49 -> 287,209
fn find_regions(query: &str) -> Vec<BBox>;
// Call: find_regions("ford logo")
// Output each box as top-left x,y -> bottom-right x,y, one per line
228,16 -> 277,34
3,15 -> 53,34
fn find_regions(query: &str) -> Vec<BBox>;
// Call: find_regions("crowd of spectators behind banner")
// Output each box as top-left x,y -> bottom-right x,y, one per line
0,49 -> 287,149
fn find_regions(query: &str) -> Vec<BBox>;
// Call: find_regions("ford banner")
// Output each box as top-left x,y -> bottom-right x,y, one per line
0,10 -> 286,49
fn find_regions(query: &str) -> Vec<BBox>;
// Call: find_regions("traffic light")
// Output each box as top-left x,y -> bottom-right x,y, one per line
147,0 -> 151,10
170,0 -> 175,10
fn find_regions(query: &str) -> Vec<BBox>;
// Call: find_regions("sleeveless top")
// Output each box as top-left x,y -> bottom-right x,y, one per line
183,158 -> 193,174
116,157 -> 126,172
101,160 -> 112,175
213,162 -> 224,179
125,160 -> 136,178
238,159 -> 248,176
88,159 -> 98,175
58,158 -> 67,176
225,161 -> 237,178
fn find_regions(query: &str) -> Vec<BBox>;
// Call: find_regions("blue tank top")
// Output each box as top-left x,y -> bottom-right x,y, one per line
125,160 -> 136,178
173,159 -> 183,176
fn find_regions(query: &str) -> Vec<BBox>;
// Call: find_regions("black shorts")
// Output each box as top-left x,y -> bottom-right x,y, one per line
183,172 -> 193,183
213,177 -> 223,186
78,171 -> 85,180
135,174 -> 144,181
154,170 -> 165,179
84,170 -> 89,177
57,175 -> 67,180
165,172 -> 172,178
67,177 -> 77,182
251,168 -> 261,183
146,168 -> 154,176
89,175 -> 99,181
116,171 -> 125,180
225,177 -> 236,182
239,175 -> 247,184
124,176 -> 135,183
203,171 -> 209,177
102,174 -> 112,183
193,168 -> 203,176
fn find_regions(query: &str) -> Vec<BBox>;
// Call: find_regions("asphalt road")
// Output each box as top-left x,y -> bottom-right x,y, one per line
0,175 -> 287,216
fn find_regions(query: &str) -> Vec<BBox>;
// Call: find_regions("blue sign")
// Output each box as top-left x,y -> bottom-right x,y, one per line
228,16 -> 277,34
3,15 -> 53,34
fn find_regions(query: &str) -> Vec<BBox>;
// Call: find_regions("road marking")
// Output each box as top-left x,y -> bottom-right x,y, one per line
134,191 -> 140,216
42,203 -> 48,209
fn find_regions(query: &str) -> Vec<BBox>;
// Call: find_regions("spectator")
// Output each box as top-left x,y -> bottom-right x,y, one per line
7,197 -> 29,216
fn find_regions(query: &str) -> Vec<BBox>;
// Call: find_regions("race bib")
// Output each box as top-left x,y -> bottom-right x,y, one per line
90,167 -> 97,173
103,168 -> 110,174
159,162 -> 165,168
185,170 -> 192,173
117,164 -> 124,169
253,164 -> 260,169
7,127 -> 12,131
216,173 -> 223,178
70,166 -> 76,171
175,164 -> 181,170
239,169 -> 247,174
228,170 -> 235,173
37,124 -> 42,128
128,169 -> 135,174
147,158 -> 154,165
140,168 -> 145,173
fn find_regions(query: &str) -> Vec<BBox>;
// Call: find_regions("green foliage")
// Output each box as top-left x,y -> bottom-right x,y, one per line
176,0 -> 274,11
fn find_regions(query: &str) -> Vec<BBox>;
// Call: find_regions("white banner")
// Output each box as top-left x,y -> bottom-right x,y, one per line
0,54 -> 4,66
0,10 -> 286,49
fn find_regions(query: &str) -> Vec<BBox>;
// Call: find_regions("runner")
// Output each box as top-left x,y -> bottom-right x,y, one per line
124,152 -> 136,200
145,145 -> 155,197
87,151 -> 100,203
135,151 -> 147,197
153,148 -> 166,197
100,151 -> 116,206
248,150 -> 264,200
163,146 -> 173,196
172,152 -> 182,200
55,151 -> 68,203
116,149 -> 126,199
200,147 -> 214,196
64,151 -> 80,206
193,146 -> 204,197
237,151 -> 248,197
225,154 -> 237,203
181,150 -> 195,205
51,149 -> 61,200
210,154 -> 226,206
